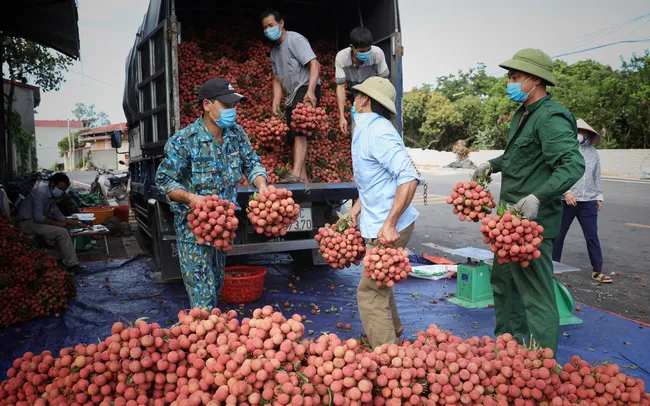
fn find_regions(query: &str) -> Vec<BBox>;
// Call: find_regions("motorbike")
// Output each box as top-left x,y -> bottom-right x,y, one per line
6,168 -> 57,212
89,164 -> 129,202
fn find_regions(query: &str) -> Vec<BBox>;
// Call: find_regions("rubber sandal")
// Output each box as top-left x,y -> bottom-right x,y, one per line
278,175 -> 302,184
592,272 -> 613,283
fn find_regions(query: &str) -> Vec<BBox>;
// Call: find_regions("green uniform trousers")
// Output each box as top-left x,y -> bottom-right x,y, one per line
490,238 -> 559,355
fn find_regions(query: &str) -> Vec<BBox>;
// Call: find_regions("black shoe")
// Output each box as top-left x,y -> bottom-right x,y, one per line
67,265 -> 87,275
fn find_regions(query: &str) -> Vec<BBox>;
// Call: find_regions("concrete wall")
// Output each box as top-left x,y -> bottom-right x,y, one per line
406,148 -> 650,180
87,139 -> 130,170
91,149 -> 118,169
35,126 -> 68,169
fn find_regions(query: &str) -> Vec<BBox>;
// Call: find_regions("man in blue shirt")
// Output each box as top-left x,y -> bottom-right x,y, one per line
349,77 -> 422,348
16,173 -> 87,274
156,78 -> 268,309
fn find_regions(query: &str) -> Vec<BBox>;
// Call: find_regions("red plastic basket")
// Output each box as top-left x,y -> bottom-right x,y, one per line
220,266 -> 267,304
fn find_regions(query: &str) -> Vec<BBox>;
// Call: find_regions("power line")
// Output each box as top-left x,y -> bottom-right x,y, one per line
485,37 -> 650,77
625,18 -> 650,39
563,12 -> 650,52
552,38 -> 650,59
67,69 -> 120,89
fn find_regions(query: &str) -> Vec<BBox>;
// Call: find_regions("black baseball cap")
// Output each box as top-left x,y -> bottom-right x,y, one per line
198,78 -> 247,104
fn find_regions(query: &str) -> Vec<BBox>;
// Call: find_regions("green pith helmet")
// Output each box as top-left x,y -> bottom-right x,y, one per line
499,48 -> 556,86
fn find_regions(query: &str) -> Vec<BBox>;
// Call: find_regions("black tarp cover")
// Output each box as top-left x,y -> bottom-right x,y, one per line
122,0 -> 167,125
0,0 -> 80,59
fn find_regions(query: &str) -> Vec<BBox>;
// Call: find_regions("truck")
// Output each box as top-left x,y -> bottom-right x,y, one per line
121,0 -> 404,282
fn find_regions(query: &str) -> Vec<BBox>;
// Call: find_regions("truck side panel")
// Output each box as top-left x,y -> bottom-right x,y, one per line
126,0 -> 402,282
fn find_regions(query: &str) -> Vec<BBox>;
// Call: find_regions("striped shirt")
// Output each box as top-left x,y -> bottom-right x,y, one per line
335,46 -> 389,100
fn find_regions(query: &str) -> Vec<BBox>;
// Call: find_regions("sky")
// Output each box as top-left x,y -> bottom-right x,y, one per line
28,0 -> 650,124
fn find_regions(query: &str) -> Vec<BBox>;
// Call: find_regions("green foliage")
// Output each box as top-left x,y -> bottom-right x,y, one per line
2,37 -> 73,175
8,110 -> 37,174
1,37 -> 73,91
72,103 -> 110,128
57,128 -> 87,157
403,53 -> 650,150
402,86 -> 463,150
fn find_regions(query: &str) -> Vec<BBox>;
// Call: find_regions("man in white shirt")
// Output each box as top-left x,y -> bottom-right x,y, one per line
335,27 -> 390,135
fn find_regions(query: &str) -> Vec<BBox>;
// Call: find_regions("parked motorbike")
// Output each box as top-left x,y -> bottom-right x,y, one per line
6,168 -> 57,211
89,165 -> 129,202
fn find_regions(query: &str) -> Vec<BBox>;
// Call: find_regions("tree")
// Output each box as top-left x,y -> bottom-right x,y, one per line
72,103 -> 110,128
619,51 -> 650,149
436,63 -> 499,99
402,86 -> 463,150
2,37 -> 74,175
404,54 -> 650,151
57,129 -> 87,157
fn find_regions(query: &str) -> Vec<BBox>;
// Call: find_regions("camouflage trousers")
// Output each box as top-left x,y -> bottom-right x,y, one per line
178,242 -> 227,310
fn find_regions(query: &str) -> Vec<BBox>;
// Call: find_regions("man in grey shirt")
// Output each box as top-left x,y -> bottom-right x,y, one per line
16,173 -> 86,273
335,27 -> 390,135
262,8 -> 321,183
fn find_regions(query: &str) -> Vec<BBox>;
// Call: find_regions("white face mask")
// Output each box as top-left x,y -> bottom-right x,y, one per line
577,132 -> 590,146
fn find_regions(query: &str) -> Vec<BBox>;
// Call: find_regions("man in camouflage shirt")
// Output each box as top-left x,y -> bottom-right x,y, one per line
156,78 -> 268,309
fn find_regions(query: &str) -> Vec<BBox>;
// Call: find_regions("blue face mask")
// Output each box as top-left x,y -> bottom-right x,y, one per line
214,107 -> 237,129
264,26 -> 282,41
51,187 -> 63,198
506,76 -> 534,103
355,48 -> 371,62
351,98 -> 361,122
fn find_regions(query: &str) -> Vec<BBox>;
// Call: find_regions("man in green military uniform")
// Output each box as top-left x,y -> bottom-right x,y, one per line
473,49 -> 585,355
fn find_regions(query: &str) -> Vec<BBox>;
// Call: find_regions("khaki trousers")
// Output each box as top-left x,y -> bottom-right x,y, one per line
357,222 -> 415,348
20,220 -> 79,267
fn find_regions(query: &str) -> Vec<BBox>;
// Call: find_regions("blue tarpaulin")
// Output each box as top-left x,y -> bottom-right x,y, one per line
1,255 -> 648,380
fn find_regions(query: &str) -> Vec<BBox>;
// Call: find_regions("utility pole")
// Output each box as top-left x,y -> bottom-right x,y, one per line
67,118 -> 73,171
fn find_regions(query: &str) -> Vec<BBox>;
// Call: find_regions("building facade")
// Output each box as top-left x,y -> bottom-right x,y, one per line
79,123 -> 129,170
34,120 -> 84,170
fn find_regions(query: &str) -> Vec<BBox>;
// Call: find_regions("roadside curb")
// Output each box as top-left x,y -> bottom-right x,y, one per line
602,176 -> 650,183
414,166 -> 650,183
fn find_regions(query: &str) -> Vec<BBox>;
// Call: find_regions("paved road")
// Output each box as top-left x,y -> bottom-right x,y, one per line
404,169 -> 650,324
66,171 -> 97,189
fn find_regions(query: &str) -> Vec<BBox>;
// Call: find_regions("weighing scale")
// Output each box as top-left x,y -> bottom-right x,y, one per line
441,246 -> 583,326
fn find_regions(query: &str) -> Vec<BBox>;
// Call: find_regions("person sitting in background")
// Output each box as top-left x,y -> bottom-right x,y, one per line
552,119 -> 612,284
16,173 -> 87,274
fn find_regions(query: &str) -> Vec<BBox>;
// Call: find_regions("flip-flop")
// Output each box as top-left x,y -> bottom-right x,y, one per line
592,272 -> 613,283
277,175 -> 302,184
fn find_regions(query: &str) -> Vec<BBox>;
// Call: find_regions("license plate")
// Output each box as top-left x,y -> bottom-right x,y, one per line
287,208 -> 313,232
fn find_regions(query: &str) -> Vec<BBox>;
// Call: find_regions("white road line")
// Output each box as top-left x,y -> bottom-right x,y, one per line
73,180 -> 91,187
626,223 -> 650,229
